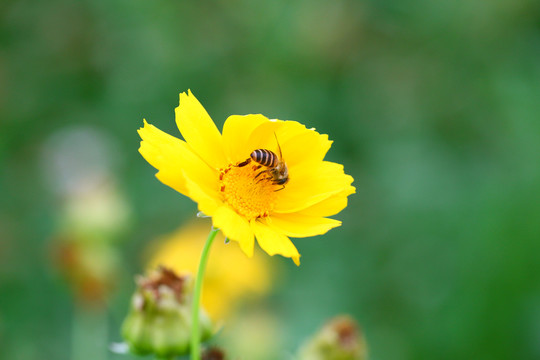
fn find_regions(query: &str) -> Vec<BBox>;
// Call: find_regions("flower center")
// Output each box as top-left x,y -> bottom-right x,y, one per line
219,162 -> 279,220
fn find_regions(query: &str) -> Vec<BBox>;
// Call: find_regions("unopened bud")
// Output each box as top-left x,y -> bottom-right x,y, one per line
297,315 -> 367,360
121,267 -> 213,357
202,346 -> 226,360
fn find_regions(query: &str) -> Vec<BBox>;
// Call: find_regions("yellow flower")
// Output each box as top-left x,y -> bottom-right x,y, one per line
146,220 -> 272,320
138,90 -> 355,265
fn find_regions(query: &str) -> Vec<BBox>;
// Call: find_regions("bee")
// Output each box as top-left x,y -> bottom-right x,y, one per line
237,133 -> 289,190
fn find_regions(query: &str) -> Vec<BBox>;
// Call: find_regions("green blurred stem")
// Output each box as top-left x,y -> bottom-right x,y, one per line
191,227 -> 219,360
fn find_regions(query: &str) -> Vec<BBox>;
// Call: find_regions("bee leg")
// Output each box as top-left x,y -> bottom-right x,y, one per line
236,158 -> 251,167
256,176 -> 270,184
254,169 -> 268,180
274,185 -> 286,192
256,172 -> 276,184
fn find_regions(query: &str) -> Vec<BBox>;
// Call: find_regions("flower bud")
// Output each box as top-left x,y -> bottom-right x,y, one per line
297,316 -> 367,360
121,267 -> 213,357
202,346 -> 226,360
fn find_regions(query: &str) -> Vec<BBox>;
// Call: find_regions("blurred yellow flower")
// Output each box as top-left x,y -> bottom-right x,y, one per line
146,220 -> 272,320
138,90 -> 355,265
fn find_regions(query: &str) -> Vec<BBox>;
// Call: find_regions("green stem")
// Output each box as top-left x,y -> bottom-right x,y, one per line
191,227 -> 219,360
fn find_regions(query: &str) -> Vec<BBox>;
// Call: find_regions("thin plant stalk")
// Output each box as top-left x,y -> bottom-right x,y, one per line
190,227 -> 219,360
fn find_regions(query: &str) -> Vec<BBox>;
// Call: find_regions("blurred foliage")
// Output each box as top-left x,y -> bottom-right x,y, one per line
2,0 -> 540,359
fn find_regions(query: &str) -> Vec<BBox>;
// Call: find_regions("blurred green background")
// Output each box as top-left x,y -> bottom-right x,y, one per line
2,0 -> 540,359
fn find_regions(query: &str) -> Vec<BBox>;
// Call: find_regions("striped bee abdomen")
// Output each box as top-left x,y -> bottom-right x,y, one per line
251,149 -> 278,167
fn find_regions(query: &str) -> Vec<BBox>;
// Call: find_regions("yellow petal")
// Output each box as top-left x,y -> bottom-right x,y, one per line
138,120 -> 190,195
243,119 -> 285,154
251,220 -> 301,265
279,122 -> 333,168
238,118 -> 332,172
138,120 -> 220,204
222,114 -> 269,162
175,90 -> 227,169
296,186 -> 356,217
267,213 -> 342,238
242,119 -> 308,160
213,206 -> 255,257
184,179 -> 222,216
274,161 -> 354,213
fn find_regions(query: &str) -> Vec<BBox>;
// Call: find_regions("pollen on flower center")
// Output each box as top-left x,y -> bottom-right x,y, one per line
219,162 -> 279,220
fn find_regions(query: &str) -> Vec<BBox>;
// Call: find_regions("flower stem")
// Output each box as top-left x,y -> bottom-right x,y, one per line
191,226 -> 219,360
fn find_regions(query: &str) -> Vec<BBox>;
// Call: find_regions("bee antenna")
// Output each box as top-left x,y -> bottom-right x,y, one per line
274,132 -> 283,159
